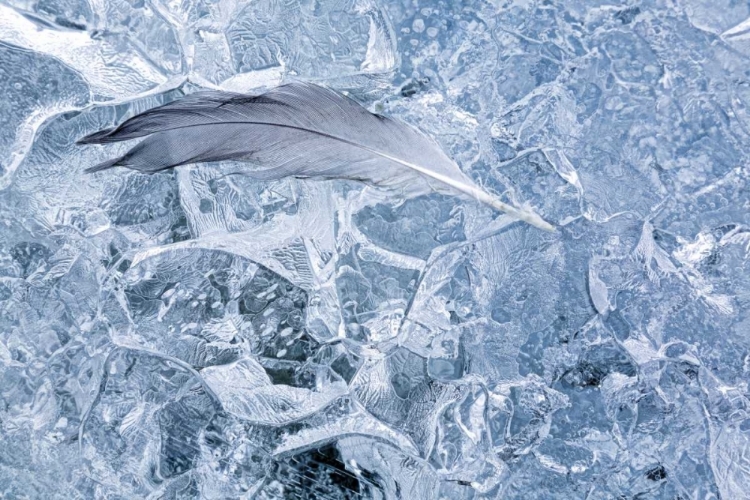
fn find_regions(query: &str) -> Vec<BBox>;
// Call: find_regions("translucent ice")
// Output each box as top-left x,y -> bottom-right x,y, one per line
2,0 -> 750,497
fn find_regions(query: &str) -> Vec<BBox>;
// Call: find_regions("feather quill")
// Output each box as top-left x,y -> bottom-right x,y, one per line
79,82 -> 554,231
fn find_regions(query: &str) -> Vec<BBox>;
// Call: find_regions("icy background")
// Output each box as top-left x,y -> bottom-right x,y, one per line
1,0 -> 749,498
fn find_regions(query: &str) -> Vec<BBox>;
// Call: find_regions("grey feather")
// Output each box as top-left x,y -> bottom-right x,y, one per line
79,82 -> 554,231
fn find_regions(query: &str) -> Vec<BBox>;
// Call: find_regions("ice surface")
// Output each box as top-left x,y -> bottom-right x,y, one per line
1,0 -> 750,497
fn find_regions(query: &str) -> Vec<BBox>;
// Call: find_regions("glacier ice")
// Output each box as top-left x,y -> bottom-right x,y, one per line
2,0 -> 750,498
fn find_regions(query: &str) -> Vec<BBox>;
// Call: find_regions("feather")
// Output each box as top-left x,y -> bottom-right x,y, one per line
79,83 -> 554,231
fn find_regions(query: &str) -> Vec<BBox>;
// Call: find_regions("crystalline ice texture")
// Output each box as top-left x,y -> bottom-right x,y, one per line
1,0 -> 750,498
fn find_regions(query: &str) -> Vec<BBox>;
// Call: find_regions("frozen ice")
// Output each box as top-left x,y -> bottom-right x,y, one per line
2,0 -> 750,497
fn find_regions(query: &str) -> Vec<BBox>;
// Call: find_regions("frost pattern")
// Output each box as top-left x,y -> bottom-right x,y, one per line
1,0 -> 750,498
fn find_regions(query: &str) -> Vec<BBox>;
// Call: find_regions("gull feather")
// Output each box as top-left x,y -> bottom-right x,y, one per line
79,82 -> 554,231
